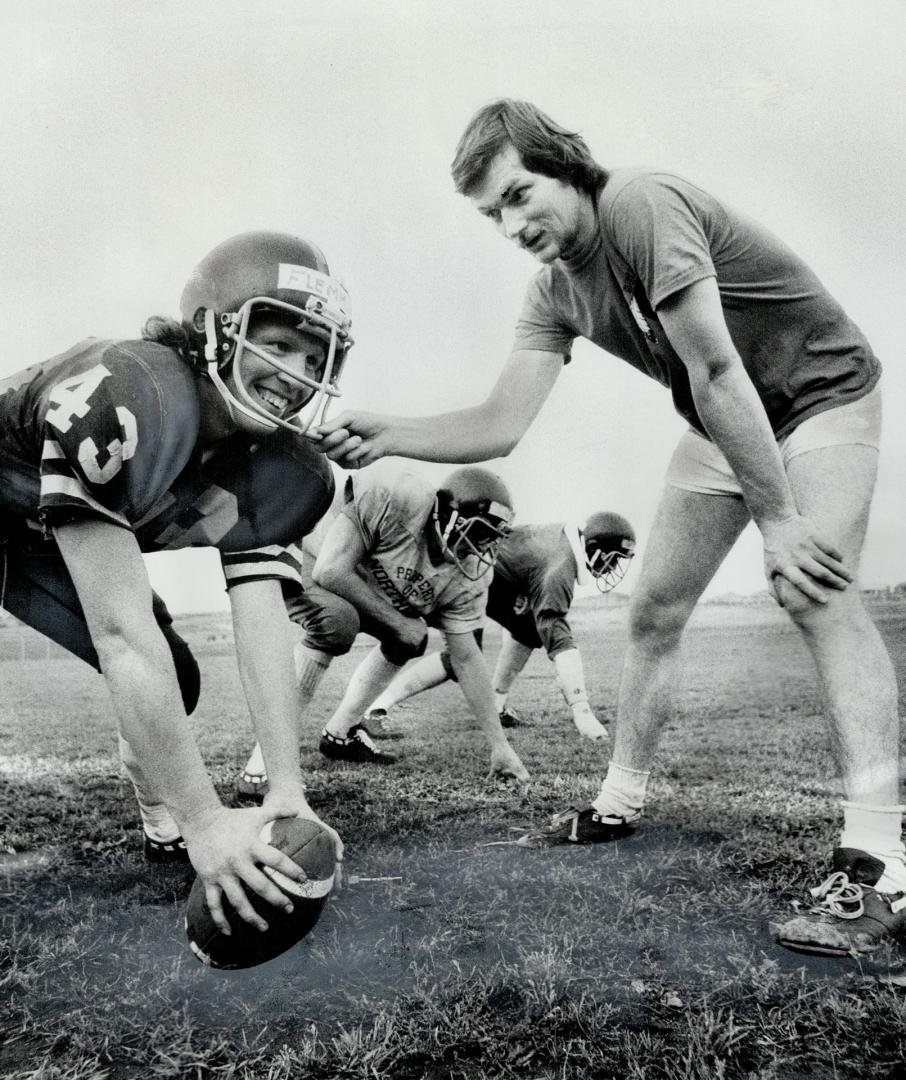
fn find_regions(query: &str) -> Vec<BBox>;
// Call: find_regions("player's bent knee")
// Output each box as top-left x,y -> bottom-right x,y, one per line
304,605 -> 360,655
775,576 -> 863,630
380,633 -> 429,667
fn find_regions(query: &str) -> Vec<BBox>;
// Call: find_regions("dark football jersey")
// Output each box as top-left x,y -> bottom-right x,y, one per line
489,523 -> 579,657
0,338 -> 333,589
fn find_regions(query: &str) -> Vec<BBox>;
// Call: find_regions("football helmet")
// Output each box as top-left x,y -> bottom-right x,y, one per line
433,467 -> 514,580
180,231 -> 353,434
581,511 -> 635,592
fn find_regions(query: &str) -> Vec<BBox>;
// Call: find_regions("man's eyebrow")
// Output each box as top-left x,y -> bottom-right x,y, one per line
479,180 -> 516,215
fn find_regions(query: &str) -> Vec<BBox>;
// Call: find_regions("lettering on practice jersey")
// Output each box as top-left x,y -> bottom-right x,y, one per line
366,557 -> 436,613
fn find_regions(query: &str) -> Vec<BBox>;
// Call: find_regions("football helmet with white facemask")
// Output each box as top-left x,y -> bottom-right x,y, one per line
433,467 -> 515,581
179,231 -> 353,434
582,512 -> 635,592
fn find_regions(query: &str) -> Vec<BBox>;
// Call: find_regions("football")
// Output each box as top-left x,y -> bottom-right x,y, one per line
185,816 -> 337,970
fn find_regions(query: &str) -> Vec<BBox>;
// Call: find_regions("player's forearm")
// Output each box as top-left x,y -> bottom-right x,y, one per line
315,565 -> 411,637
691,364 -> 798,528
229,580 -> 306,797
382,405 -> 524,463
98,632 -> 223,828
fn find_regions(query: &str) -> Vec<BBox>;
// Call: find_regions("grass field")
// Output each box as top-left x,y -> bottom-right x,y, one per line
2,597 -> 906,1079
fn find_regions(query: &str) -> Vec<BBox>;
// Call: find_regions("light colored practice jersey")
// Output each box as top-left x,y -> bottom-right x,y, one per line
342,461 -> 489,635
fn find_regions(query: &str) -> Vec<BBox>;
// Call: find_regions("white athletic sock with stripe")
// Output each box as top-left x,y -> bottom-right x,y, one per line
591,761 -> 650,821
840,800 -> 906,892
118,734 -> 181,842
242,645 -> 333,779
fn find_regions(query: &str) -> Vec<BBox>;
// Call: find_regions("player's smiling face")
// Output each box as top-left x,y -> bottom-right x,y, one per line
227,312 -> 328,430
470,143 -> 594,264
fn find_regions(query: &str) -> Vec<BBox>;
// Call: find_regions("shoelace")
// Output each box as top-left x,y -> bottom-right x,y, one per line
804,871 -> 866,920
354,727 -> 379,751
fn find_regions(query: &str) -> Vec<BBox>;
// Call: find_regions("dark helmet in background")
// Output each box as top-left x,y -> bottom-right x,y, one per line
582,511 -> 635,592
434,467 -> 515,580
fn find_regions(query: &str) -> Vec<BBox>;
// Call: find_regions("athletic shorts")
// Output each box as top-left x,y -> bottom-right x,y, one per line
665,385 -> 882,497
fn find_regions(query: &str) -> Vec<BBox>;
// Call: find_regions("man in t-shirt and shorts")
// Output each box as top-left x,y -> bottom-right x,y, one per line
314,99 -> 902,959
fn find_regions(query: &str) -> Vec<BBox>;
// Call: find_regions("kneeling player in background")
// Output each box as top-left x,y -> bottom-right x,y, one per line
235,461 -> 529,801
364,512 -> 635,741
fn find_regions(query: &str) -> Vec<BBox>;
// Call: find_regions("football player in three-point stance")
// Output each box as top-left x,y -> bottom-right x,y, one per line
235,461 -> 529,801
0,231 -> 348,935
314,99 -> 904,958
364,511 -> 635,742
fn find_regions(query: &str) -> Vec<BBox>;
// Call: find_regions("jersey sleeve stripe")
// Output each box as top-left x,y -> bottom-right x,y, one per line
221,544 -> 305,588
39,475 -> 132,529
41,438 -> 65,460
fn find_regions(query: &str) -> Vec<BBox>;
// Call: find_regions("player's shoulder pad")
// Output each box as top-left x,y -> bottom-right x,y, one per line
38,338 -> 201,522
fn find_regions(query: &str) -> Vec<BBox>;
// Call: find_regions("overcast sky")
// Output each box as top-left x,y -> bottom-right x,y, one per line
2,0 -> 903,612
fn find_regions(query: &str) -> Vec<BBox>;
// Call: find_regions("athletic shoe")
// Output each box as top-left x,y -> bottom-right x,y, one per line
515,805 -> 639,848
319,724 -> 398,765
235,770 -> 269,804
362,708 -> 406,741
143,832 -> 189,865
774,847 -> 906,957
499,706 -> 526,728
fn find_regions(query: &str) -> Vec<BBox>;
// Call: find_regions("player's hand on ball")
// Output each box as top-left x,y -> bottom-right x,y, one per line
182,804 -> 311,935
312,410 -> 393,469
487,744 -> 530,783
265,792 -> 344,867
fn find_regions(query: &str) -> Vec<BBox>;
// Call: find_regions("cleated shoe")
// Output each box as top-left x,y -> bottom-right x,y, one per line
319,724 -> 398,765
774,847 -> 906,957
516,805 -> 639,848
499,706 -> 527,728
143,832 -> 189,865
362,708 -> 406,741
235,770 -> 269,804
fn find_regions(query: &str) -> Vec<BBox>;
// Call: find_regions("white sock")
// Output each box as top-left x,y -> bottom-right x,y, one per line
118,734 -> 181,841
295,644 -> 333,696
326,645 -> 404,737
840,800 -> 906,892
242,742 -> 266,777
592,761 -> 650,821
369,651 -> 449,712
241,646 -> 333,780
571,702 -> 608,741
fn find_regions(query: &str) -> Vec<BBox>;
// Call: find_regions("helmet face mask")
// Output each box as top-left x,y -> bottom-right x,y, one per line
433,467 -> 515,581
181,233 -> 353,435
582,511 -> 636,593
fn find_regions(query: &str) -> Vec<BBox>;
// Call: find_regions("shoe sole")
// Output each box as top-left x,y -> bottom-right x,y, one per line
319,747 -> 397,765
515,825 -> 636,849
775,938 -> 859,957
